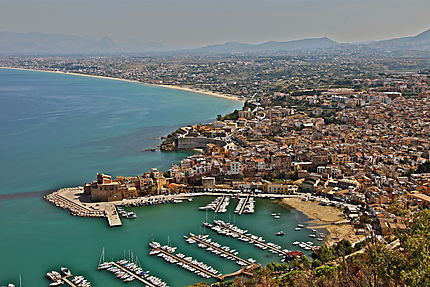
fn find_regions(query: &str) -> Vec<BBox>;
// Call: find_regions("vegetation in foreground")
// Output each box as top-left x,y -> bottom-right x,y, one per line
190,210 -> 430,287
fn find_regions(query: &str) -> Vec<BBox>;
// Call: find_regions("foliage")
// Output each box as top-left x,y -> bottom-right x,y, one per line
403,161 -> 430,176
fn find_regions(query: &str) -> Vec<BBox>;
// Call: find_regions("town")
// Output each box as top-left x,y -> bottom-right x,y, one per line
44,66 -> 430,244
3,52 -> 430,287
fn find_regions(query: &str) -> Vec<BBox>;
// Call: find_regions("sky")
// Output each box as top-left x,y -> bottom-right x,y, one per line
0,0 -> 429,48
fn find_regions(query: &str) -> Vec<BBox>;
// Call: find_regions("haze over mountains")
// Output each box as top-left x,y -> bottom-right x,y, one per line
0,29 -> 429,55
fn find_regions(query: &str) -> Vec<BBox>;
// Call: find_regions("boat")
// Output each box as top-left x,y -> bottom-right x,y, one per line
47,273 -> 57,282
276,231 -> 285,236
51,271 -> 61,280
295,227 -> 301,231
49,282 -> 63,287
61,267 -> 72,276
309,234 -> 316,238
274,215 -> 280,219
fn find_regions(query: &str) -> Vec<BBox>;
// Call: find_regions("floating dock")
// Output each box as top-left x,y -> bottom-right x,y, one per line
185,234 -> 252,266
110,262 -> 156,287
212,221 -> 289,256
62,276 -> 77,287
214,195 -> 230,213
154,247 -> 219,278
238,195 -> 249,215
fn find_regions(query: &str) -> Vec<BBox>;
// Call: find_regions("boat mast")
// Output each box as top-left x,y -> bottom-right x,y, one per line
98,247 -> 105,265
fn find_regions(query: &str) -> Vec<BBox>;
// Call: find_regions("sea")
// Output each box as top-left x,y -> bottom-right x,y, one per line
0,68 -> 321,287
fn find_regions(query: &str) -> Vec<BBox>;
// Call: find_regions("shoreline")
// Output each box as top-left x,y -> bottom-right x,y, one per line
0,66 -> 244,103
280,197 -> 365,247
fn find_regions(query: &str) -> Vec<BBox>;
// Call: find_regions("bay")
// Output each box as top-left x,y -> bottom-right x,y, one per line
0,68 -> 321,287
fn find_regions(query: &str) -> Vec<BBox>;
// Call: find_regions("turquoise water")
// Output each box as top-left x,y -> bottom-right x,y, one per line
0,69 -> 321,286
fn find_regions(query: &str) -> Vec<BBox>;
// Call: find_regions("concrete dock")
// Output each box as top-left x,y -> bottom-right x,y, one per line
106,205 -> 122,227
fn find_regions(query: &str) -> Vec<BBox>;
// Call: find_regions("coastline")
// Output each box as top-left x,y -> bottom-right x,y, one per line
0,66 -> 244,103
280,198 -> 365,246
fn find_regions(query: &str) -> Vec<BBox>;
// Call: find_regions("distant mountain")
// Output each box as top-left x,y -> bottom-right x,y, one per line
0,29 -> 429,55
192,37 -> 338,53
0,32 -> 167,55
364,29 -> 430,51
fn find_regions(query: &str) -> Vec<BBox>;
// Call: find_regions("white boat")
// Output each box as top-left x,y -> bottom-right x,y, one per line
51,271 -> 61,280
61,267 -> 72,276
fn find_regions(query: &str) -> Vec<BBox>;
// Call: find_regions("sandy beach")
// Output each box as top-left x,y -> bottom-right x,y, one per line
0,67 -> 244,103
281,198 -> 365,246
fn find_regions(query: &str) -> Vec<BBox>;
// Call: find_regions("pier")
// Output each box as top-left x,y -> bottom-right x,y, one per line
110,262 -> 157,287
152,246 -> 259,281
106,205 -> 122,227
45,190 -> 104,217
214,195 -> 226,213
213,221 -> 289,256
62,276 -> 77,287
186,234 -> 251,266
238,195 -> 249,215
154,247 -> 219,278
218,264 -> 260,281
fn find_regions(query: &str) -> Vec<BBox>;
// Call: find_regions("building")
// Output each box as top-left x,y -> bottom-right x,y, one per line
84,173 -> 123,202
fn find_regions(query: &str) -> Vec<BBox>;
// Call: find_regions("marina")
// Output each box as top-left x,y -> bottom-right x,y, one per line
209,220 -> 293,257
234,196 -> 255,215
98,249 -> 168,287
149,241 -> 220,279
148,241 -> 261,282
199,196 -> 230,213
214,196 -> 230,213
46,267 -> 91,287
185,233 -> 254,266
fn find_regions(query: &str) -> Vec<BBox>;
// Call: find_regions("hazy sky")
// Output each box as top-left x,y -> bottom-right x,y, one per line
0,0 -> 429,47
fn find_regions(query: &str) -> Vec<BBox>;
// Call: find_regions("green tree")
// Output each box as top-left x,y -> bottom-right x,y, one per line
400,210 -> 430,287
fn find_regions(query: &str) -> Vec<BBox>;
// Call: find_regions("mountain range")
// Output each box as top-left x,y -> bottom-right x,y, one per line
0,29 -> 429,55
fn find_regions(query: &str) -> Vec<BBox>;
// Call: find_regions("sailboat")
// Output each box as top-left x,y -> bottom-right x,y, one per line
98,247 -> 111,269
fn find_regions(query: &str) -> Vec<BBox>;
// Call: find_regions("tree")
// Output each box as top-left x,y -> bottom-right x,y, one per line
314,245 -> 335,263
399,210 -> 430,287
366,244 -> 404,286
